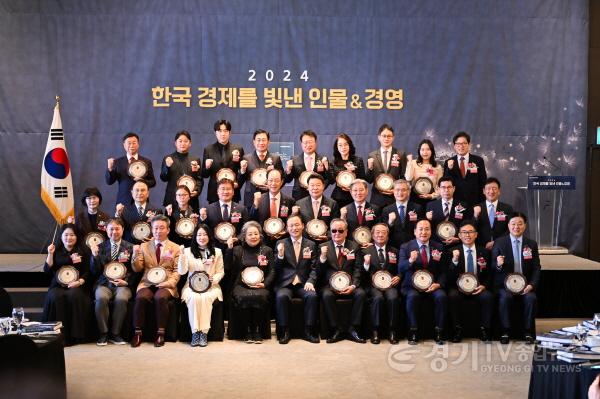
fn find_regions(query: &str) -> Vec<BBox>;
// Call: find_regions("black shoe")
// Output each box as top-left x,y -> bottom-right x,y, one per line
109,334 -> 126,345
451,327 -> 462,343
244,328 -> 254,344
500,334 -> 510,345
304,328 -> 320,344
370,330 -> 380,345
154,332 -> 165,347
278,328 -> 290,345
480,327 -> 491,343
326,329 -> 343,344
408,328 -> 418,345
253,328 -> 263,344
434,327 -> 445,345
96,333 -> 108,346
130,332 -> 142,348
524,333 -> 535,345
389,330 -> 399,345
348,328 -> 366,344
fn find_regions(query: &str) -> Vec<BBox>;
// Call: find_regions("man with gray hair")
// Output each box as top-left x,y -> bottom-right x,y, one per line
340,179 -> 380,241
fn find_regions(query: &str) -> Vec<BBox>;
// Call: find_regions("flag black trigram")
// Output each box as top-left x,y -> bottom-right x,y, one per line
53,186 -> 69,198
50,129 -> 64,141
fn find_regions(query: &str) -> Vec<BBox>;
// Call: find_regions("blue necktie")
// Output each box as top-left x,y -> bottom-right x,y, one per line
488,204 -> 495,228
513,239 -> 522,273
398,205 -> 405,223
466,249 -> 474,273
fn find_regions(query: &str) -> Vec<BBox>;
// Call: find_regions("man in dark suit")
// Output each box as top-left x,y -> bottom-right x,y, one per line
365,124 -> 408,207
117,180 -> 163,245
293,173 -> 340,242
492,212 -> 540,345
474,177 -> 514,250
446,221 -> 494,343
380,179 -> 423,248
90,218 -> 138,346
426,177 -> 472,247
237,129 -> 284,209
341,179 -> 380,239
274,215 -> 320,344
399,219 -> 448,345
362,223 -> 400,344
284,130 -> 331,201
318,219 -> 366,343
105,132 -> 156,207
443,131 -> 487,208
202,120 -> 245,204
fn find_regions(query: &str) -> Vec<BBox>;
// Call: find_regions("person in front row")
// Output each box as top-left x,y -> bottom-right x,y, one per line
274,215 -> 320,344
178,224 -> 224,347
319,219 -> 366,344
492,212 -> 540,345
90,218 -> 137,346
399,219 -> 447,345
446,221 -> 493,343
131,215 -> 181,348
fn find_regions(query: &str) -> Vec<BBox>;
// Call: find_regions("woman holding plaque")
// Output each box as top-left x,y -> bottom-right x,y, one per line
178,224 -> 224,347
166,185 -> 198,247
42,223 -> 92,345
227,221 -> 274,343
74,187 -> 110,238
330,133 -> 366,208
404,139 -> 443,207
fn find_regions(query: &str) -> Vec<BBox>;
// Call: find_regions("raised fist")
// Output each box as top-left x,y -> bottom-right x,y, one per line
107,158 -> 115,170
367,158 -> 374,170
205,159 -> 214,170
165,156 -> 174,167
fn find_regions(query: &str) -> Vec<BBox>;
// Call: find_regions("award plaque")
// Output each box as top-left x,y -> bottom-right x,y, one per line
414,177 -> 434,195
85,232 -> 105,249
175,217 -> 196,238
57,266 -> 79,286
214,222 -> 236,243
412,269 -> 434,292
189,271 -> 211,294
104,261 -> 127,280
352,226 -> 372,246
132,221 -> 152,241
147,266 -> 167,285
374,173 -> 395,193
336,170 -> 356,191
504,273 -> 527,294
216,168 -> 236,182
457,273 -> 479,295
250,168 -> 268,187
372,270 -> 394,290
306,219 -> 328,239
177,175 -> 196,193
329,271 -> 352,293
128,160 -> 147,179
241,266 -> 264,286
436,221 -> 457,241
263,217 -> 285,237
299,171 -> 313,188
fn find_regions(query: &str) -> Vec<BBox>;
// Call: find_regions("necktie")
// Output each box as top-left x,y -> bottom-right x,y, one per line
270,197 -> 278,218
378,248 -> 385,267
336,245 -> 344,266
513,240 -> 522,273
155,243 -> 162,262
488,204 -> 495,228
306,155 -> 313,172
111,243 -> 119,261
383,151 -> 389,172
420,245 -> 429,268
129,157 -> 135,164
357,205 -> 363,225
459,157 -> 466,178
293,240 -> 301,262
222,204 -> 229,221
312,200 -> 319,219
466,249 -> 474,273
138,206 -> 144,218
398,205 -> 406,224
443,202 -> 449,218
259,153 -> 266,162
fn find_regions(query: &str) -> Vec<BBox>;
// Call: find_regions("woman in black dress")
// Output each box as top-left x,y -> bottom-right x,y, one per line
166,185 -> 198,247
74,187 -> 110,238
42,223 -> 92,345
330,133 -> 366,208
227,221 -> 274,343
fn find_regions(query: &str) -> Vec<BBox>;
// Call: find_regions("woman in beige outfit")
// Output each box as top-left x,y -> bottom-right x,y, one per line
404,139 -> 443,207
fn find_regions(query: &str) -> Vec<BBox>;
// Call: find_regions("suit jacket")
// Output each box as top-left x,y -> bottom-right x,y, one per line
398,239 -> 447,289
426,198 -> 472,243
75,209 -> 110,237
330,156 -> 366,206
201,201 -> 248,236
295,195 -> 340,229
274,237 -> 318,289
249,192 -> 295,225
121,202 -> 163,244
159,151 -> 204,210
105,155 -> 156,206
361,244 -> 400,288
91,239 -> 138,288
237,151 -> 284,208
318,240 -> 363,288
475,201 -> 514,247
446,244 -> 492,290
380,201 -> 423,247
343,202 -> 380,234
365,147 -> 407,207
133,239 -> 181,297
443,153 -> 487,207
284,152 -> 332,200
491,235 -> 541,291
202,141 -> 245,203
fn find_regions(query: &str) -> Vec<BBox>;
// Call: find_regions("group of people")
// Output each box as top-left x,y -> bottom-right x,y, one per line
42,121 -> 541,348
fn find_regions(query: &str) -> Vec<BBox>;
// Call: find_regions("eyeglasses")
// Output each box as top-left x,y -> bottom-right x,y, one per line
331,229 -> 346,234
459,231 -> 476,235
454,141 -> 469,146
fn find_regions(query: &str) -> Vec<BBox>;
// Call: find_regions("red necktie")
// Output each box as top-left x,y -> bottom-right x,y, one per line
357,205 -> 364,225
336,245 -> 344,267
129,157 -> 135,164
155,243 -> 162,262
459,157 -> 466,178
270,197 -> 278,218
420,245 -> 428,269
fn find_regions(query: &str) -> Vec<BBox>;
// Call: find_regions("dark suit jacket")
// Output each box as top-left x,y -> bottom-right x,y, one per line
361,244 -> 400,288
491,235 -> 541,290
446,244 -> 492,290
365,147 -> 407,207
105,155 -> 156,206
295,196 -> 340,228
380,202 -> 423,247
202,141 -> 245,203
426,198 -> 472,243
237,151 -> 284,208
475,201 -> 514,247
201,201 -> 248,236
90,239 -> 138,288
398,239 -> 447,289
44,246 -> 91,290
343,202 -> 380,234
318,240 -> 364,288
274,237 -> 318,289
330,156 -> 366,206
443,153 -> 487,207
249,192 -> 295,225
121,202 -> 163,244
159,151 -> 204,210
284,152 -> 332,200
75,210 -> 110,237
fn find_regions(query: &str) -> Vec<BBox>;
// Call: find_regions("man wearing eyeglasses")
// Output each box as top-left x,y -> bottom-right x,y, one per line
426,177 -> 472,247
380,179 -> 423,247
473,177 -> 514,250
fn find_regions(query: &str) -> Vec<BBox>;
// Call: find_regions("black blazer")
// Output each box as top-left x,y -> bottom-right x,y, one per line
443,153 -> 487,207
75,210 -> 110,237
365,147 -> 407,207
342,202 -> 380,234
361,244 -> 400,288
44,246 -> 91,290
426,198 -> 472,242
121,202 -> 163,244
159,151 -> 204,210
445,244 -> 492,290
249,192 -> 295,225
295,196 -> 340,227
474,201 -> 514,247
274,237 -> 318,289
237,151 -> 284,208
491,235 -> 541,290
398,239 -> 447,289
90,239 -> 138,288
228,245 -> 275,289
284,152 -> 332,200
380,201 -> 423,248
202,141 -> 245,204
318,240 -> 363,288
201,201 -> 248,236
105,155 -> 156,206
330,156 -> 366,207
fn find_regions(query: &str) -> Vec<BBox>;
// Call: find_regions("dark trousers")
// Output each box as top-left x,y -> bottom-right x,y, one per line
368,286 -> 399,329
447,288 -> 493,329
321,287 -> 365,329
133,287 -> 172,330
402,287 -> 447,329
498,289 -> 537,331
275,285 -> 318,328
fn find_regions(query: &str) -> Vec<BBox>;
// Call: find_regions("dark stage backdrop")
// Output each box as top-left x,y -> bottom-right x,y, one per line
0,0 -> 588,254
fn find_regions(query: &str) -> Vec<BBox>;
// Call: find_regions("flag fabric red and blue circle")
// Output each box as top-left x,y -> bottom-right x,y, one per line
43,148 -> 70,179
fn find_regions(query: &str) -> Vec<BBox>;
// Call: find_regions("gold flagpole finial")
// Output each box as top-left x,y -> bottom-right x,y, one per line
55,95 -> 60,109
